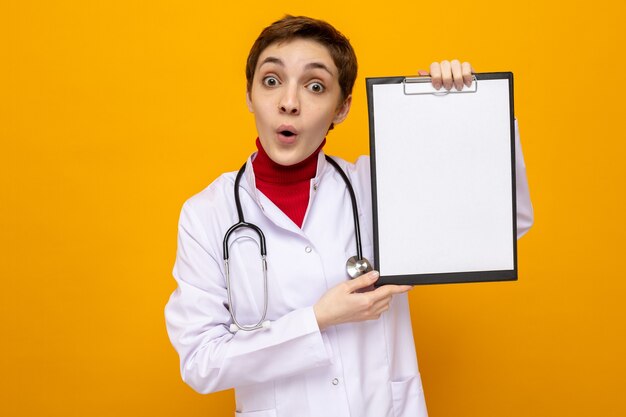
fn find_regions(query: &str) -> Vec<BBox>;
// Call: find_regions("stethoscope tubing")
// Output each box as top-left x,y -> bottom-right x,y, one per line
222,164 -> 270,332
323,155 -> 364,262
223,163 -> 267,260
223,156 -> 369,332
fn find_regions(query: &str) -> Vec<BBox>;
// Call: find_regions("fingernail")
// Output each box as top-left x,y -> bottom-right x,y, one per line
370,271 -> 380,280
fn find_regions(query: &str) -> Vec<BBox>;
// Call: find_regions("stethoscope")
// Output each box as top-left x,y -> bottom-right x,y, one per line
223,155 -> 373,332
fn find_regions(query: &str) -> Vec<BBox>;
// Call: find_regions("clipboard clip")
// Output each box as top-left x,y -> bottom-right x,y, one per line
403,75 -> 478,96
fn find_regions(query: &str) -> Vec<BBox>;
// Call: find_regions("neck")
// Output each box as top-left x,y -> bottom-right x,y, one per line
252,138 -> 325,184
252,138 -> 326,227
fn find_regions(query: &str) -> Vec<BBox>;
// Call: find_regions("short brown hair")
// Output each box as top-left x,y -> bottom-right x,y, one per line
246,15 -> 358,101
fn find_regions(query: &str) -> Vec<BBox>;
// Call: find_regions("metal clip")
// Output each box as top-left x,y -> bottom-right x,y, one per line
403,75 -> 478,96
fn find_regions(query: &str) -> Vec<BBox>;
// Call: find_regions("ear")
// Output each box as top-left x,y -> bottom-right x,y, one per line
246,90 -> 254,113
332,95 -> 352,125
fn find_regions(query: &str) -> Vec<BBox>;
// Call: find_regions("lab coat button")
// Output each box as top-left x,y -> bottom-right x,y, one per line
332,378 -> 339,385
305,246 -> 312,253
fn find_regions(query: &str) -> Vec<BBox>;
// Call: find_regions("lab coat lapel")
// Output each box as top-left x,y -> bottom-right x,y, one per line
240,154 -> 327,237
300,151 -> 329,228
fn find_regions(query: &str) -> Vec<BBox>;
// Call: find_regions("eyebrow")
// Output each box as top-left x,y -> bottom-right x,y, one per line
305,62 -> 335,76
259,56 -> 335,77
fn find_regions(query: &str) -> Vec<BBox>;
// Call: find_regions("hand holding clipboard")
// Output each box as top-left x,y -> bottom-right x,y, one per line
419,60 -> 474,91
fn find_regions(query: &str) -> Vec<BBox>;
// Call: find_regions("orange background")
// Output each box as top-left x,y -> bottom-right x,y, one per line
2,1 -> 625,416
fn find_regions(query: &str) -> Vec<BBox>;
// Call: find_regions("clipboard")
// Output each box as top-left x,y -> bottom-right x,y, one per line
366,72 -> 517,285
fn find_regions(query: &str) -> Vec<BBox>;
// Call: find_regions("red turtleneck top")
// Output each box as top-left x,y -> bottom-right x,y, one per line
252,138 -> 325,228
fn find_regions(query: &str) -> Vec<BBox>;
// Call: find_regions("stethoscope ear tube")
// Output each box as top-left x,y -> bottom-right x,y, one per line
230,321 -> 271,333
223,222 -> 267,260
223,163 -> 267,261
224,255 -> 270,332
223,163 -> 271,332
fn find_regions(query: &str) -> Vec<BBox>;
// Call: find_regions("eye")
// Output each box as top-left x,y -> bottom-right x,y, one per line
262,76 -> 279,87
307,82 -> 325,93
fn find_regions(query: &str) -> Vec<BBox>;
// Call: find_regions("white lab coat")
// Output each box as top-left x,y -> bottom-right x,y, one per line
165,121 -> 533,417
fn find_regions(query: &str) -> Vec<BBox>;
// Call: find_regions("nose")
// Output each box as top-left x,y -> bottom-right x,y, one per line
279,85 -> 300,115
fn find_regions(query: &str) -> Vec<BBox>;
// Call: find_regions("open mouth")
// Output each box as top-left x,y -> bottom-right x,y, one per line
277,125 -> 298,142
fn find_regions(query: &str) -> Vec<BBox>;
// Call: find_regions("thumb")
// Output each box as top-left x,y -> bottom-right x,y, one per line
417,69 -> 430,76
345,271 -> 379,292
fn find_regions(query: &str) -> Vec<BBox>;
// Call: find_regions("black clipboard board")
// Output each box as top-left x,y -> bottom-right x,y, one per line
366,72 -> 517,285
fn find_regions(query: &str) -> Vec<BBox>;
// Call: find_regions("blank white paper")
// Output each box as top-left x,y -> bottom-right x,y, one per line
372,78 -> 514,277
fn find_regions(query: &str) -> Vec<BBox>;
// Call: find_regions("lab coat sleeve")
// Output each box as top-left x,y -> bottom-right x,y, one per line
514,119 -> 534,238
165,200 -> 332,394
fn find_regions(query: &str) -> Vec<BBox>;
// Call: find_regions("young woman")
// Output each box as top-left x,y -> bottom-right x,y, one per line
165,15 -> 533,417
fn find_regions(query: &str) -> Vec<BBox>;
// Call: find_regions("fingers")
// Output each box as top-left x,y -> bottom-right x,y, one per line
451,59 -> 463,91
430,62 -> 442,90
363,285 -> 412,318
462,61 -> 473,87
344,270 -> 379,292
316,275 -> 412,328
367,296 -> 392,317
429,60 -> 474,91
440,60 -> 453,90
367,284 -> 412,303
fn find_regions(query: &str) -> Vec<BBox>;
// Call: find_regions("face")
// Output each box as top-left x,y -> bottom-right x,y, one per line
246,38 -> 352,166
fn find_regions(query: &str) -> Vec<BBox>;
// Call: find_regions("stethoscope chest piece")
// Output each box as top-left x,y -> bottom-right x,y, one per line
346,256 -> 373,279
